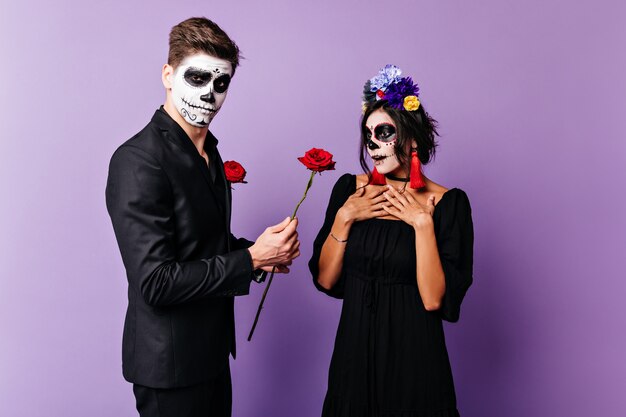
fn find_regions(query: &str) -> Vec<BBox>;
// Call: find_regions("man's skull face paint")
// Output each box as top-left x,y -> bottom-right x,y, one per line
364,110 -> 401,175
171,54 -> 232,127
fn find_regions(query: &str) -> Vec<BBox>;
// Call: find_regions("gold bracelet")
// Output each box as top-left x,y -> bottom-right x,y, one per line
330,232 -> 348,243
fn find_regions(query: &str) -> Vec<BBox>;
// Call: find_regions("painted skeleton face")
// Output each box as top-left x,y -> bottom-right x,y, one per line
364,110 -> 401,174
171,53 -> 233,127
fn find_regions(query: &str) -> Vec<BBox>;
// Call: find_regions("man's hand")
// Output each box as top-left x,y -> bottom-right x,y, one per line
248,217 -> 300,270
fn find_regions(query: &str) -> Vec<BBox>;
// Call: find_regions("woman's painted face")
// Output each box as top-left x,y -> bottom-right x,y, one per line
171,53 -> 232,127
364,109 -> 401,175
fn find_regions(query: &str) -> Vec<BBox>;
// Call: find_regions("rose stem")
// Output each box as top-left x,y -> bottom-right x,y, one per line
247,170 -> 316,341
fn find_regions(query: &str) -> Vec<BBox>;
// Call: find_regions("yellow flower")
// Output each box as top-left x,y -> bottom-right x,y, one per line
362,103 -> 368,114
403,95 -> 420,111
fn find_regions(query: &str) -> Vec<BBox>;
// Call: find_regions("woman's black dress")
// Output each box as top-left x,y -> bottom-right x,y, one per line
309,174 -> 474,417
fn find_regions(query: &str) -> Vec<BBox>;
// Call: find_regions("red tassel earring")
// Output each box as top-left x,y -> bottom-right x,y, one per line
370,167 -> 387,185
410,150 -> 426,189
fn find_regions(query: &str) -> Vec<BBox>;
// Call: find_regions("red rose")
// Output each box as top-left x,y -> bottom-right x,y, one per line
223,160 -> 247,183
377,89 -> 385,98
297,148 -> 336,172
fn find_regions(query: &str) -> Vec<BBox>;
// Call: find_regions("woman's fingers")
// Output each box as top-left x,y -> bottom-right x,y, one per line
366,200 -> 388,215
384,192 -> 404,211
386,185 -> 410,207
366,186 -> 386,199
370,195 -> 387,205
351,186 -> 366,198
403,191 -> 417,204
351,185 -> 383,202
369,199 -> 386,210
382,204 -> 401,218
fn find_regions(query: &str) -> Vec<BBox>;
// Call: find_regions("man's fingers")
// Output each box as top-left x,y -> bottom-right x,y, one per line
288,241 -> 300,258
275,265 -> 290,274
282,217 -> 298,236
275,237 -> 300,265
276,220 -> 298,245
282,237 -> 299,255
284,230 -> 299,247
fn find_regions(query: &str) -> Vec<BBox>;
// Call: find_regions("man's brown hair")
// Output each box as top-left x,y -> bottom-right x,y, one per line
168,17 -> 241,73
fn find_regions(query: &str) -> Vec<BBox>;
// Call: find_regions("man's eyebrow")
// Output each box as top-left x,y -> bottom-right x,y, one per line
185,67 -> 212,73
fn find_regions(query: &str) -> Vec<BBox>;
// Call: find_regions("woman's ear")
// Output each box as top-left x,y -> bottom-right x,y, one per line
411,139 -> 418,149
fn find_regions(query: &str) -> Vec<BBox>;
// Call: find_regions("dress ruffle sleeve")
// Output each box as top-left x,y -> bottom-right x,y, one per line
309,173 -> 355,299
435,189 -> 474,322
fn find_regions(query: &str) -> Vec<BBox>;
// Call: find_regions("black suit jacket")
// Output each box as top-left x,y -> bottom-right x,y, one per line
106,108 -> 255,388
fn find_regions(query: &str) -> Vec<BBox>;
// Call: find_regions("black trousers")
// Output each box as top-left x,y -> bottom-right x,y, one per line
133,364 -> 232,417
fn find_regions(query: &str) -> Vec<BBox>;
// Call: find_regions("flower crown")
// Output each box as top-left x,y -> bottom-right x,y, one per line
362,64 -> 420,112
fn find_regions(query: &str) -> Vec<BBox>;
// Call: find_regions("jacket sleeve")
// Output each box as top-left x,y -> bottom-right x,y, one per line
436,189 -> 474,322
230,235 -> 254,251
105,145 -> 253,307
308,173 -> 355,299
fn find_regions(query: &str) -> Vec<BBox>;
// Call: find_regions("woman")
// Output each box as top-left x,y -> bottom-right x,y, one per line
309,65 -> 474,417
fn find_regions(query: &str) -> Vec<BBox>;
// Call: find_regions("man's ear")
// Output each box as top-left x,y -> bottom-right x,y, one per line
162,64 -> 174,89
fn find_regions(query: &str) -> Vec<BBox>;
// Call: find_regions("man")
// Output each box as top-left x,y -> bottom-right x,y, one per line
106,17 -> 300,417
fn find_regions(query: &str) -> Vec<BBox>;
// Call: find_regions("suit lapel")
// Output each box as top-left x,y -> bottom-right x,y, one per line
152,109 -> 224,216
213,147 -> 233,251
195,150 -> 222,209
196,150 -> 222,214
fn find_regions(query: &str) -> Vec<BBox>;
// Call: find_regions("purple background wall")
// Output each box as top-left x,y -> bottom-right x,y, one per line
1,1 -> 625,416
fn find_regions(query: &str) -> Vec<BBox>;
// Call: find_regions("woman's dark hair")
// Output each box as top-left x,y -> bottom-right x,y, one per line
359,100 -> 439,179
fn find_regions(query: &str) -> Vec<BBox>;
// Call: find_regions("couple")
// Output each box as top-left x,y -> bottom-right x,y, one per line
106,17 -> 474,417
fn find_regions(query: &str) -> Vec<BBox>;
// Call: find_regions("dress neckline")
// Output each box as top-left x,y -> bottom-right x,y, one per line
351,173 -> 457,222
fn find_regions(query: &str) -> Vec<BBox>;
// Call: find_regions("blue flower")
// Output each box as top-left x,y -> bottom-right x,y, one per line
369,64 -> 403,92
